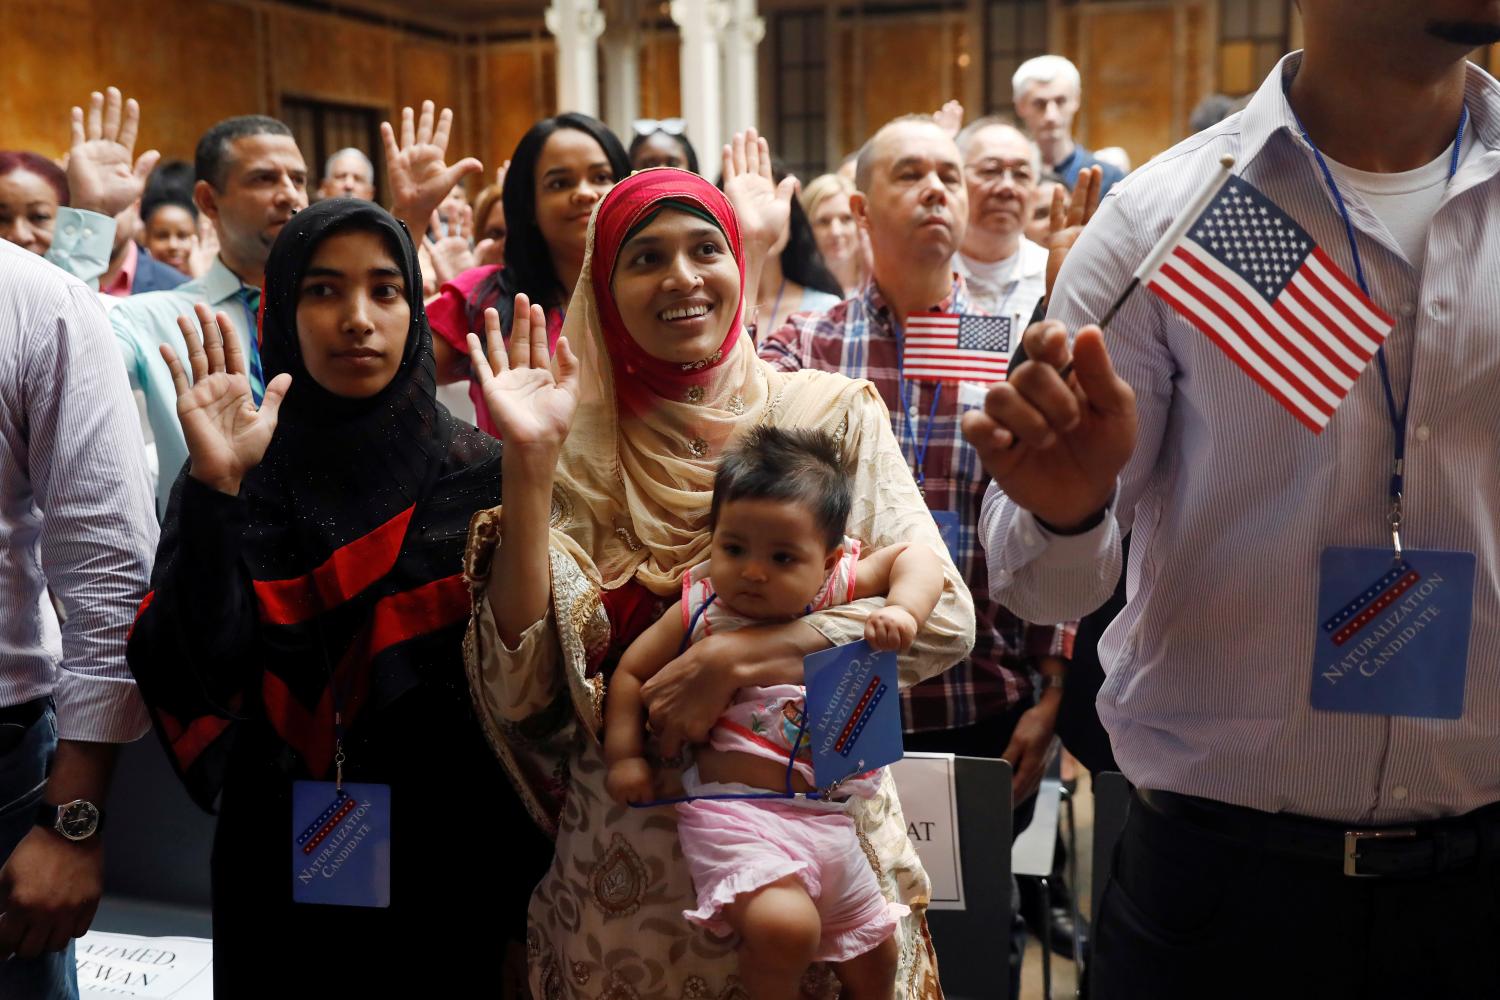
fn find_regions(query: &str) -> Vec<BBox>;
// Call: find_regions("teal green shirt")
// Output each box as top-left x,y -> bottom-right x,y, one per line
109,258 -> 259,516
44,207 -> 114,287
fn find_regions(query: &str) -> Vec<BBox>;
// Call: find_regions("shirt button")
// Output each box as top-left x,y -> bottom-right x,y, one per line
908,405 -> 919,419
1391,786 -> 1409,801
1427,300 -> 1447,320
1399,302 -> 1416,318
1415,425 -> 1431,442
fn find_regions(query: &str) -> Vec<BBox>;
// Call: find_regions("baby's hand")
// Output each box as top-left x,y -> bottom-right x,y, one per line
606,757 -> 657,805
865,605 -> 920,652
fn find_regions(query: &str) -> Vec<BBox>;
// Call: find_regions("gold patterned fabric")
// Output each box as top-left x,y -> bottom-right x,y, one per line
463,180 -> 975,998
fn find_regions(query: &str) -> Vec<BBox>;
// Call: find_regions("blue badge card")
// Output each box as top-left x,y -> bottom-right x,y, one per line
291,781 -> 392,908
931,510 -> 962,565
1312,547 -> 1476,719
803,640 -> 905,788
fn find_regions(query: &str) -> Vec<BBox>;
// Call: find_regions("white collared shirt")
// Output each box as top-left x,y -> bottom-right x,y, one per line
955,237 -> 1049,329
982,52 -> 1500,824
0,240 -> 156,740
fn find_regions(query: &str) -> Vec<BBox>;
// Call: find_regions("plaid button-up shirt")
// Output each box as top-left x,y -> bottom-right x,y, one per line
759,275 -> 1074,733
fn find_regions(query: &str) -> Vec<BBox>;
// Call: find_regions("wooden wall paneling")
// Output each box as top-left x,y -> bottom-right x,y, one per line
1076,2 -> 1177,169
850,13 -> 971,147
0,0 -> 262,162
481,38 -> 557,176
270,7 -> 397,110
639,30 -> 682,120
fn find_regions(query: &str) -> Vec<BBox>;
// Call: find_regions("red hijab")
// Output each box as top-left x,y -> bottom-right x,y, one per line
588,169 -> 745,414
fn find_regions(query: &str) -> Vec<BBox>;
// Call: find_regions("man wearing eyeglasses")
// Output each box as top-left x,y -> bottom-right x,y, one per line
954,118 -> 1050,326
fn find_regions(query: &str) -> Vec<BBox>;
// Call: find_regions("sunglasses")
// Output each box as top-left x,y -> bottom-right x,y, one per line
632,117 -> 688,137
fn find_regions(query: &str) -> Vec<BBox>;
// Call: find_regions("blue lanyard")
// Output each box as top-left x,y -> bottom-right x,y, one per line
899,379 -> 943,491
891,313 -> 944,490
1296,104 -> 1467,557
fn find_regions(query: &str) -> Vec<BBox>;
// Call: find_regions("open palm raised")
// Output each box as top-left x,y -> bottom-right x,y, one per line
466,295 -> 579,453
160,303 -> 291,496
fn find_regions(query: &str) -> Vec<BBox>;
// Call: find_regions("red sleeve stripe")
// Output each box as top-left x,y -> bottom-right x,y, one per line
260,573 -> 472,777
252,505 -> 416,625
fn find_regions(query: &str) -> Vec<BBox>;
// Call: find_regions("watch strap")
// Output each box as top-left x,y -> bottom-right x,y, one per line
33,799 -> 106,839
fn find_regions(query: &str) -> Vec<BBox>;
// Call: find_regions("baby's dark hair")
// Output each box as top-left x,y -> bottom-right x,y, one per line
710,426 -> 851,550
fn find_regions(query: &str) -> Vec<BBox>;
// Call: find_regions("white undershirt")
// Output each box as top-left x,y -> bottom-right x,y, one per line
1324,136 -> 1473,272
958,247 -> 1021,288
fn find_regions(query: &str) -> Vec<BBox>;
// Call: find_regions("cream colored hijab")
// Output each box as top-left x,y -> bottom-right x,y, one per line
550,171 -> 858,595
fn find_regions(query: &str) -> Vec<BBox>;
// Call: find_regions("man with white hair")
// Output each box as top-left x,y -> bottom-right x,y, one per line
1012,54 -> 1125,196
317,147 -> 375,201
954,117 -> 1049,323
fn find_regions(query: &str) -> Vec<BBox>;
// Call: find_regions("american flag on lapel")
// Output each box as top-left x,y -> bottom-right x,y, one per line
902,313 -> 1014,382
1143,176 -> 1395,433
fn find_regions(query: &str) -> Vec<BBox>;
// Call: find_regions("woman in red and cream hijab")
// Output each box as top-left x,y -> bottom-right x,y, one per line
462,143 -> 974,998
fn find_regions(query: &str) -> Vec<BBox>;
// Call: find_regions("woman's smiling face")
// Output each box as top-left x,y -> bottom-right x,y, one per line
609,207 -> 740,365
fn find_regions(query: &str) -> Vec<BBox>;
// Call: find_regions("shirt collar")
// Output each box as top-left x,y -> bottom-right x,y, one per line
1240,51 -> 1500,171
862,272 -> 970,331
199,255 -> 258,305
100,240 -> 138,297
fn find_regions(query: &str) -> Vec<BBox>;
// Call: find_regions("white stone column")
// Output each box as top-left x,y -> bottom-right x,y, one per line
721,0 -> 764,139
601,0 -> 642,141
670,0 -> 731,168
546,0 -> 606,116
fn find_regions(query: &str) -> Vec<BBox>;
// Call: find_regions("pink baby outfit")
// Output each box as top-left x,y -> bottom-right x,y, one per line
675,537 -> 907,962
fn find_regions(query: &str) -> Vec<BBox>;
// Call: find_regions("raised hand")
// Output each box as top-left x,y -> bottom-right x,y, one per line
427,203 -> 477,287
722,128 -> 797,259
381,101 -> 483,237
161,304 -> 291,496
1045,165 -> 1103,296
960,320 -> 1136,531
933,99 -> 965,138
66,87 -> 160,218
466,296 -> 580,454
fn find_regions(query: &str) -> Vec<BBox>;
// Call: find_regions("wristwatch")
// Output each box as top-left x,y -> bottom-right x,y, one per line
34,799 -> 105,842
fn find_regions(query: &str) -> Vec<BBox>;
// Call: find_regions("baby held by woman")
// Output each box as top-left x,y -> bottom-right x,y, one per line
605,426 -> 944,1000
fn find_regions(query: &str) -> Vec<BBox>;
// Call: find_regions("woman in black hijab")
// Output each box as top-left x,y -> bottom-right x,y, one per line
127,199 -> 549,991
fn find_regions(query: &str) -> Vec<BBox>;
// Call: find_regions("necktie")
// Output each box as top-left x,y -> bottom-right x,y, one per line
238,286 -> 266,404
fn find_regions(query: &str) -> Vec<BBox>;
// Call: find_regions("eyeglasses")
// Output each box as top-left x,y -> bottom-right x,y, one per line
965,161 -> 1037,187
633,117 -> 688,137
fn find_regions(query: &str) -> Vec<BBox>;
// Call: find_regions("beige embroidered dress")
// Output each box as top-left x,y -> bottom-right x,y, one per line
463,171 -> 976,1000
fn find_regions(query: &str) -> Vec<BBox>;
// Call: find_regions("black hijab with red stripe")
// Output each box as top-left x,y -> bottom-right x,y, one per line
134,199 -> 502,810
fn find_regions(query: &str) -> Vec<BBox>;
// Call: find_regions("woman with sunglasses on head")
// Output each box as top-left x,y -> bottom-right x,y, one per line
628,117 -> 700,174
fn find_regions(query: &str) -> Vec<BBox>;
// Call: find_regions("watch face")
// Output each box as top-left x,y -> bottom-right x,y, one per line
56,800 -> 100,841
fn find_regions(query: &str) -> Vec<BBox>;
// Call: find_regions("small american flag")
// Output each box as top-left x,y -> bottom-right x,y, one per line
903,313 -> 1014,382
1143,176 -> 1394,433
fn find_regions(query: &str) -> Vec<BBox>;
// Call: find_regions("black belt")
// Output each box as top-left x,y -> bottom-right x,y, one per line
1138,788 -> 1500,879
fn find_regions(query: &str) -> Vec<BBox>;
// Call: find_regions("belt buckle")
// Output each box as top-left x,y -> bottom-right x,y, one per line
1343,828 -> 1417,877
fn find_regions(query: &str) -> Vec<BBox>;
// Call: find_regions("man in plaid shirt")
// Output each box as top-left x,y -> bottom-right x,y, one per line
759,114 -> 1074,804
760,117 -> 1080,984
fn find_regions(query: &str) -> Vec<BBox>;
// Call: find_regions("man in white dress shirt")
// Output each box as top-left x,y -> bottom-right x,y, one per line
967,0 -> 1500,994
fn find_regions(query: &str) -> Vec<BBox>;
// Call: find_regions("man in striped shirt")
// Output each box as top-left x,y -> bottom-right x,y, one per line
972,1 -> 1500,993
0,238 -> 157,998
